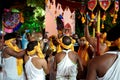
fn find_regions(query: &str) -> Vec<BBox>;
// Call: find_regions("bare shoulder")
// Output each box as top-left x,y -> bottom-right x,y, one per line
55,52 -> 63,58
87,57 -> 97,68
86,56 -> 102,79
54,51 -> 68,63
3,47 -> 11,52
72,51 -> 78,54
2,47 -> 12,56
91,53 -> 117,63
87,55 -> 108,68
32,57 -> 47,69
24,54 -> 29,63
3,47 -> 25,58
35,58 -> 47,63
88,53 -> 118,72
40,58 -> 47,63
70,51 -> 79,57
88,54 -> 108,66
69,51 -> 78,55
87,53 -> 118,79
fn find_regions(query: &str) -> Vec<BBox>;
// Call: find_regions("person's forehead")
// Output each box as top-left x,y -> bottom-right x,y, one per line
80,37 -> 86,40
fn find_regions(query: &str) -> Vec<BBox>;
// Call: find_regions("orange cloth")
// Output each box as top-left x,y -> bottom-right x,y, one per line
78,46 -> 90,67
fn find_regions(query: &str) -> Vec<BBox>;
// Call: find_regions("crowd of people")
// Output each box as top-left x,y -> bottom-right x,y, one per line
0,20 -> 120,80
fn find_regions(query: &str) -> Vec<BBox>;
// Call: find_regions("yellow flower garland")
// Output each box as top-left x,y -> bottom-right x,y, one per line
58,37 -> 75,51
81,16 -> 85,24
27,42 -> 44,59
5,38 -> 23,76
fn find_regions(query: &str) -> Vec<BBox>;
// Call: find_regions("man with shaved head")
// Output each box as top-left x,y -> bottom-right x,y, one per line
53,36 -> 83,80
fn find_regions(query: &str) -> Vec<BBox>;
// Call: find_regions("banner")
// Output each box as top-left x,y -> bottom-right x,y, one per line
2,12 -> 20,29
115,0 -> 119,12
99,0 -> 111,11
80,1 -> 86,14
88,0 -> 97,11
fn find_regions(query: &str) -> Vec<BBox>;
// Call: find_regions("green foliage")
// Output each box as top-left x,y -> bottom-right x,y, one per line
18,0 -> 45,34
19,11 -> 44,33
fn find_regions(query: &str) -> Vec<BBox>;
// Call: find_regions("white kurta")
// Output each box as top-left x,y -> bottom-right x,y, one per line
25,56 -> 46,80
56,50 -> 78,80
97,51 -> 120,80
3,56 -> 25,80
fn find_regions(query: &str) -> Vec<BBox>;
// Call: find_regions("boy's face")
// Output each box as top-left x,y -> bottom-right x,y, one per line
79,37 -> 87,46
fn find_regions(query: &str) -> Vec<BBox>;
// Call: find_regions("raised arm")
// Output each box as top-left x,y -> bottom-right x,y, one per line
84,24 -> 97,52
3,47 -> 25,58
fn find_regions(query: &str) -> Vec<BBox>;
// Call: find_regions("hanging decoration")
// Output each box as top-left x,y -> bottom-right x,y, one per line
99,0 -> 111,29
2,8 -> 24,33
55,0 -> 82,13
101,12 -> 106,29
87,0 -> 97,23
88,0 -> 97,37
88,0 -> 97,22
56,15 -> 64,34
80,0 -> 86,24
115,0 -> 119,12
112,0 -> 119,24
88,0 -> 97,12
99,0 -> 111,11
3,12 -> 20,29
81,15 -> 86,24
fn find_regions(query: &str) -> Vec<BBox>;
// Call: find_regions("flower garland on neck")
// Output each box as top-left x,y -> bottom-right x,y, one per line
58,37 -> 75,51
4,38 -> 23,76
27,42 -> 44,59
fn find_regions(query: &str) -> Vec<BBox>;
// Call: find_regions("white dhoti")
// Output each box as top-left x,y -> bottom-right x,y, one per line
97,51 -> 120,80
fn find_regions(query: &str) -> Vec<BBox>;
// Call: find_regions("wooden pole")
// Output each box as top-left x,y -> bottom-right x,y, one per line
96,10 -> 100,56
